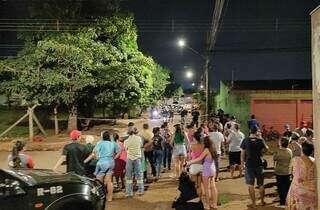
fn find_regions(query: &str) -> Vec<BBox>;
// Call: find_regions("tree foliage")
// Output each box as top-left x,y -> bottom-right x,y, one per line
0,14 -> 171,121
192,91 -> 206,111
173,86 -> 184,97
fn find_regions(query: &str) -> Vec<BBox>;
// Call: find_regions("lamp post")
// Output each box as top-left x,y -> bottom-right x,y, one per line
177,38 -> 209,118
177,39 -> 206,60
186,70 -> 193,79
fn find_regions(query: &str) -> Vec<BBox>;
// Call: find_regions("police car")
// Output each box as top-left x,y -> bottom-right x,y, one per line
0,169 -> 105,210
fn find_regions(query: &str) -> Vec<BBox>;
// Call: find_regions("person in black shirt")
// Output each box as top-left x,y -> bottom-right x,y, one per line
240,126 -> 268,209
53,130 -> 86,175
152,127 -> 164,181
191,109 -> 200,128
180,109 -> 188,125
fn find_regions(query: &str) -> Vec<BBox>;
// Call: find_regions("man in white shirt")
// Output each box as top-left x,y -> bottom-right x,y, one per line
227,123 -> 245,178
224,116 -> 237,131
208,124 -> 224,181
124,127 -> 144,197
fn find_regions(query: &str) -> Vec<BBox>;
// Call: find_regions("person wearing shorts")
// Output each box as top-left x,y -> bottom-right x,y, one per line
208,124 -> 224,181
189,131 -> 204,196
187,136 -> 218,209
173,124 -> 187,179
227,123 -> 244,178
241,126 -> 268,209
84,131 -> 120,202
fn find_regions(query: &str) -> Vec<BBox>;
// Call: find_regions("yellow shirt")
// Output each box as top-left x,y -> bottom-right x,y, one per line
124,135 -> 143,160
139,129 -> 154,152
139,129 -> 154,142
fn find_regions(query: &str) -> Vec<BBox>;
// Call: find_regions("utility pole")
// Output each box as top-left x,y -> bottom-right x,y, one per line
205,0 -> 226,118
311,6 -> 320,208
204,55 -> 209,117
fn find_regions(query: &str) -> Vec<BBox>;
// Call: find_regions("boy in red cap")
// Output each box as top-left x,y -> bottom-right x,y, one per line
53,130 -> 86,175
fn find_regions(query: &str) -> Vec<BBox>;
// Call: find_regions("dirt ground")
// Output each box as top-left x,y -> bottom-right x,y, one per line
0,116 -> 284,210
0,150 -> 282,210
108,156 -> 283,210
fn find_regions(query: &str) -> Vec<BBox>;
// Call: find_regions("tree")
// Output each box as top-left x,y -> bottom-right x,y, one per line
150,64 -> 170,102
28,0 -> 124,19
193,91 -> 206,111
0,14 -> 172,130
164,83 -> 183,98
173,86 -> 184,98
1,31 -> 96,130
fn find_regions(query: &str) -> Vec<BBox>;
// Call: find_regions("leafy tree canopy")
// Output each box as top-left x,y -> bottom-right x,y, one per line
0,14 -> 171,120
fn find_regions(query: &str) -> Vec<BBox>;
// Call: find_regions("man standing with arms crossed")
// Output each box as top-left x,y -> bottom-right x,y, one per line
240,126 -> 268,209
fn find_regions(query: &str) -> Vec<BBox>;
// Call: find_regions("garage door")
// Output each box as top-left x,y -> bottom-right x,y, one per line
252,100 -> 297,132
300,100 -> 313,125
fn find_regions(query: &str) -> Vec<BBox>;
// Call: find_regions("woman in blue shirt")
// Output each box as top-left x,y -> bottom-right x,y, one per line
85,131 -> 120,202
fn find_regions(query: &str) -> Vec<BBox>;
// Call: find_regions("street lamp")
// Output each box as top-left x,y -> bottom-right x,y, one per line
186,71 -> 193,79
192,82 -> 195,87
177,37 -> 209,118
177,38 -> 205,59
178,39 -> 186,48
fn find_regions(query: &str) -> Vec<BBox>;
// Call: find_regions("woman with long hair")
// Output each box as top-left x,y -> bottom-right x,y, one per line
8,140 -> 34,169
187,136 -> 218,210
172,124 -> 187,179
287,141 -> 316,210
189,131 -> 204,196
152,127 -> 164,181
84,131 -> 121,202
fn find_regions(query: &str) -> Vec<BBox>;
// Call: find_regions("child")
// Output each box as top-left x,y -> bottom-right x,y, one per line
114,134 -> 127,189
8,140 -> 34,169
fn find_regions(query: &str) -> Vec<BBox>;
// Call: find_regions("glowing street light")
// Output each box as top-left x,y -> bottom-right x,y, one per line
178,39 -> 186,48
186,71 -> 193,79
192,82 -> 195,87
200,84 -> 204,89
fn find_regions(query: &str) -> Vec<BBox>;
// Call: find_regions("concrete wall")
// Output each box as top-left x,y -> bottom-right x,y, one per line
214,82 -> 251,134
214,81 -> 312,134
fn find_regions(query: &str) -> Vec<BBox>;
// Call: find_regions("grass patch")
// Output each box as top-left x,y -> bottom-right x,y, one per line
218,194 -> 230,206
0,108 -> 68,138
0,109 -> 29,137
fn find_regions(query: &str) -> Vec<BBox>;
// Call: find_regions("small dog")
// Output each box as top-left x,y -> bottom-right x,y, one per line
172,172 -> 204,210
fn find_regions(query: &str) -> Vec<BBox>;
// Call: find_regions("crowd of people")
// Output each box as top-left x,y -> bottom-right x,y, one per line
6,108 -> 317,210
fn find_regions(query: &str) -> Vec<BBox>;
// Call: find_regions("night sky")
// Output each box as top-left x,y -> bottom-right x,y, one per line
1,0 -> 320,89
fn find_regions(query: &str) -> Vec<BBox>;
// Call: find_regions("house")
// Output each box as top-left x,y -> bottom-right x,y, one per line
214,80 -> 313,134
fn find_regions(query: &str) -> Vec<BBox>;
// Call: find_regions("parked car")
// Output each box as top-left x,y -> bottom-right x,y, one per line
0,169 -> 105,210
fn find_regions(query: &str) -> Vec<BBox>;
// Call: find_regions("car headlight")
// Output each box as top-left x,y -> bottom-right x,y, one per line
152,110 -> 158,117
